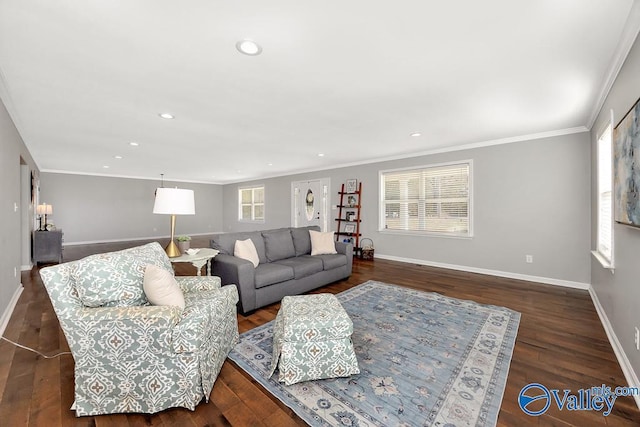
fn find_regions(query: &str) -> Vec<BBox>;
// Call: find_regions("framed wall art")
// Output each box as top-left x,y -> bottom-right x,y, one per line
614,96 -> 640,227
346,179 -> 357,193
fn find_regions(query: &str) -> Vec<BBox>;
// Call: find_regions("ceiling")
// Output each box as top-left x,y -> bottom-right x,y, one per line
1,1 -> 638,184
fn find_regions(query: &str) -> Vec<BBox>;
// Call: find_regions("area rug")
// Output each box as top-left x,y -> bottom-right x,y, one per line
228,280 -> 520,426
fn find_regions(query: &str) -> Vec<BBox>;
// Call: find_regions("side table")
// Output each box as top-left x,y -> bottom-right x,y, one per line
169,248 -> 219,276
33,230 -> 63,264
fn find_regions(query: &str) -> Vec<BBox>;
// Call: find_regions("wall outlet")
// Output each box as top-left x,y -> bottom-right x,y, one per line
635,327 -> 640,351
525,255 -> 533,263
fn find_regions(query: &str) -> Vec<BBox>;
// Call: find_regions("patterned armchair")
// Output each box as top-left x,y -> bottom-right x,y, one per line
39,242 -> 239,416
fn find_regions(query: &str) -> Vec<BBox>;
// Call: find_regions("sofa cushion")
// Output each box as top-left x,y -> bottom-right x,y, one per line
254,263 -> 295,289
211,231 -> 267,264
143,264 -> 185,309
315,254 -> 348,270
73,252 -> 149,307
273,256 -> 324,279
234,238 -> 259,267
122,242 -> 174,273
71,242 -> 172,308
263,229 -> 296,262
310,230 -> 338,256
291,226 -> 320,256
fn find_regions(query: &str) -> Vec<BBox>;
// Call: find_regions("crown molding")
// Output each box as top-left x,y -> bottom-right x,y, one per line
586,1 -> 640,129
221,126 -> 589,185
39,169 -> 221,185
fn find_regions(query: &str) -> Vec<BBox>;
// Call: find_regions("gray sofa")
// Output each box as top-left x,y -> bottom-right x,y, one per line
210,226 -> 353,314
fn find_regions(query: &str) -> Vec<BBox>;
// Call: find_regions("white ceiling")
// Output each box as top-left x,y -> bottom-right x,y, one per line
1,1 -> 638,184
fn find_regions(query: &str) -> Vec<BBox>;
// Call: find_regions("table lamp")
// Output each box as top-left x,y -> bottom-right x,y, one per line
36,203 -> 53,231
153,188 -> 195,257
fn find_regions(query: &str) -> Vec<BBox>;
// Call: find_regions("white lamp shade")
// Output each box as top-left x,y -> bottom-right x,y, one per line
153,188 -> 195,215
37,203 -> 53,215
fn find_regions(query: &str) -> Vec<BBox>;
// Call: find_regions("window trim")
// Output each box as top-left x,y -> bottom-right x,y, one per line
593,112 -> 614,270
238,185 -> 265,223
378,159 -> 474,238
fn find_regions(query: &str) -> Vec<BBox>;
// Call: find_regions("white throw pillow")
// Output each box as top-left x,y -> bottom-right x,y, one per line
143,264 -> 185,309
234,238 -> 260,267
309,230 -> 338,256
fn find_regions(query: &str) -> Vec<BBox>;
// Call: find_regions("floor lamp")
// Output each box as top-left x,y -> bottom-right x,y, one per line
153,188 -> 195,258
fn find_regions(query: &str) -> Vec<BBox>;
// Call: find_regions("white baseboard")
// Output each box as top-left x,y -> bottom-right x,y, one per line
20,264 -> 32,271
374,253 -> 590,290
588,286 -> 640,409
0,284 -> 23,337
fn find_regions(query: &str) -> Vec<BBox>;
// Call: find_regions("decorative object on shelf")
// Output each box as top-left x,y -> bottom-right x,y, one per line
335,182 -> 362,256
360,238 -> 374,260
153,187 -> 196,258
345,179 -> 357,193
36,203 -> 53,231
176,235 -> 191,254
614,96 -> 640,228
185,248 -> 200,255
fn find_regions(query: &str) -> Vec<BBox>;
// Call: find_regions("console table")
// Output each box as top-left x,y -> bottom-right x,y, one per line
33,230 -> 63,264
169,248 -> 219,276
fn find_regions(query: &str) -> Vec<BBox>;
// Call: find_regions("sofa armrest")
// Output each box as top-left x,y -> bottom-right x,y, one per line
212,254 -> 256,314
172,285 -> 239,353
335,241 -> 354,274
175,275 -> 221,293
66,305 -> 182,362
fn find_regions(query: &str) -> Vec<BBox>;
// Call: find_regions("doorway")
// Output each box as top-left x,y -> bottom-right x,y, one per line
291,178 -> 330,231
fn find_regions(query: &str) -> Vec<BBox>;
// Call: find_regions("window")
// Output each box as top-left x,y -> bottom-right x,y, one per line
595,123 -> 613,267
239,186 -> 264,222
380,161 -> 472,237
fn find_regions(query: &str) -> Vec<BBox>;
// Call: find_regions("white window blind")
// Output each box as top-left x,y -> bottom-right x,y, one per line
597,124 -> 613,264
239,186 -> 265,221
380,161 -> 471,236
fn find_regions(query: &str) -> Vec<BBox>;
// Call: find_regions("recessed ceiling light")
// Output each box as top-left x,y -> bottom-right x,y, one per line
159,113 -> 174,119
129,142 -> 139,146
318,153 -> 325,157
103,165 -> 110,169
267,163 -> 273,166
114,155 -> 123,159
410,132 -> 422,137
236,39 -> 262,56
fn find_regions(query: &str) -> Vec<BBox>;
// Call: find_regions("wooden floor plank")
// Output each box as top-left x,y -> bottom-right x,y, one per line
0,237 -> 637,426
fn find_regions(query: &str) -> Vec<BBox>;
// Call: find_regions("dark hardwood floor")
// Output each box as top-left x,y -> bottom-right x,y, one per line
1,236 -> 639,426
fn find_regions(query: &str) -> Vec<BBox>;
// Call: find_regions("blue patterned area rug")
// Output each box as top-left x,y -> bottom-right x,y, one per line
228,280 -> 520,426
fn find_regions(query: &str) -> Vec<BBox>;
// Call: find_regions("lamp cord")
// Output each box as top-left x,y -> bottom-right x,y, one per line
0,336 -> 72,359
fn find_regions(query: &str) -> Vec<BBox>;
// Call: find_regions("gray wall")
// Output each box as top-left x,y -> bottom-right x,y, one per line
40,173 -> 224,244
223,132 -> 591,285
591,32 -> 640,379
0,97 -> 38,320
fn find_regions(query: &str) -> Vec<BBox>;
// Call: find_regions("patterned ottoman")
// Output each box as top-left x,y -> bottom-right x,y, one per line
269,293 -> 360,385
